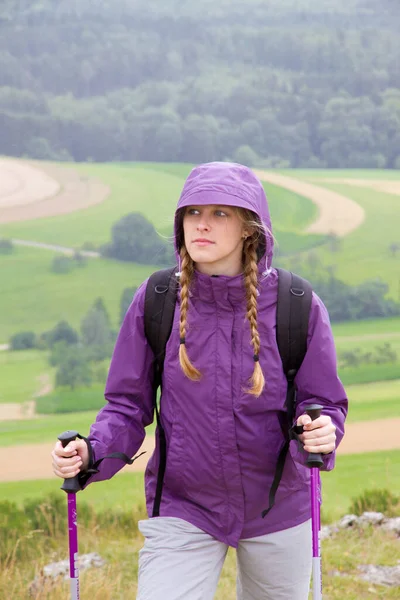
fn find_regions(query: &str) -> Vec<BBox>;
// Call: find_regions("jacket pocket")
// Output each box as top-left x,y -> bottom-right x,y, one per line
163,421 -> 185,494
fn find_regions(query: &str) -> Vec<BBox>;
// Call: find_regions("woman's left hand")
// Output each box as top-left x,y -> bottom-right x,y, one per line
296,414 -> 336,454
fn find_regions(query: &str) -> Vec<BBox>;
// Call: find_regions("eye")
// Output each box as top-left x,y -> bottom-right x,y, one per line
186,208 -> 200,216
215,210 -> 228,217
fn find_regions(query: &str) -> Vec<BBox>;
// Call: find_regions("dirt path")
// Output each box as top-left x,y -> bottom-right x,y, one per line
309,178 -> 400,197
0,158 -> 110,223
1,419 -> 399,482
12,238 -> 100,257
0,159 -> 60,207
0,373 -> 52,421
253,170 -> 366,237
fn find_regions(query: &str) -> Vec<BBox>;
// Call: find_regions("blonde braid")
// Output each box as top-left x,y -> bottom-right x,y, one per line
178,246 -> 201,380
243,237 -> 265,396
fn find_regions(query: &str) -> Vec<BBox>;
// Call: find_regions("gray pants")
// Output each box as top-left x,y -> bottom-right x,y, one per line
137,517 -> 312,600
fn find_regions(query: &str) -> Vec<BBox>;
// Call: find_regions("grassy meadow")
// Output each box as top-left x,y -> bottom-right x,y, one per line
1,161 -> 400,598
0,349 -> 52,405
1,449 -> 399,521
1,452 -> 399,599
282,169 -> 400,299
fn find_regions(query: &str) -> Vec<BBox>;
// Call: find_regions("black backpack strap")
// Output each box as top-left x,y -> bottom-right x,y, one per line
144,266 -> 179,516
262,268 -> 312,518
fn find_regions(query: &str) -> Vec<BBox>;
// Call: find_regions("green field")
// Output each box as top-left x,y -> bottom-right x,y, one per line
0,161 -> 319,249
0,245 -> 154,340
280,170 -> 400,298
0,410 -> 98,446
0,161 -> 325,341
0,375 -> 398,447
0,349 -> 53,404
332,316 -> 400,337
0,409 -> 157,447
346,379 -> 400,423
1,449 -> 398,523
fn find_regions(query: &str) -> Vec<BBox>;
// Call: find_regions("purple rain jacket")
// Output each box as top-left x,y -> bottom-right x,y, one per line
83,162 -> 348,547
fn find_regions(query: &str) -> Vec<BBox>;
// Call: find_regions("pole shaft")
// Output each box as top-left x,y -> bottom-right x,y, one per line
310,468 -> 322,598
67,494 -> 80,599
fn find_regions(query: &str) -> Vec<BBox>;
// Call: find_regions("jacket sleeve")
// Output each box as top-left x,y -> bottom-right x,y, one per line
291,292 -> 348,471
80,279 -> 155,487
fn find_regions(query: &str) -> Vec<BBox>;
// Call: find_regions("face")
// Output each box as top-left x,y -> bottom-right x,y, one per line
182,205 -> 249,276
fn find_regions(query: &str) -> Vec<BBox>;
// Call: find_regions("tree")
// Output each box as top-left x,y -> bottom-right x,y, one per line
51,255 -> 73,274
0,239 -> 13,254
120,287 -> 138,324
9,331 -> 37,350
81,302 -> 113,361
92,297 -> 111,328
55,347 -> 93,389
102,212 -> 174,266
233,145 -> 259,167
44,320 -> 79,348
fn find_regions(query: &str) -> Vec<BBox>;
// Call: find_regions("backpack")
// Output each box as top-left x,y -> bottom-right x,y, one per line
144,267 -> 312,519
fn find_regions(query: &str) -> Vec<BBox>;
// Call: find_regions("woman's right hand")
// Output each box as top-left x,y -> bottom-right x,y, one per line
51,438 -> 90,479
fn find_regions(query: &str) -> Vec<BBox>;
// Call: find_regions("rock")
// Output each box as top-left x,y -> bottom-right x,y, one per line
381,517 -> 400,535
359,512 -> 386,526
320,525 -> 333,540
29,553 -> 106,596
358,563 -> 400,587
338,514 -> 359,528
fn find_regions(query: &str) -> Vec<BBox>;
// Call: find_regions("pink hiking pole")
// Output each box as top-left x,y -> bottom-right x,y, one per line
304,404 -> 324,600
58,430 -> 81,600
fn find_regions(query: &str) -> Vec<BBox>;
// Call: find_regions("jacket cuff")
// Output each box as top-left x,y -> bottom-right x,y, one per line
77,436 -> 99,488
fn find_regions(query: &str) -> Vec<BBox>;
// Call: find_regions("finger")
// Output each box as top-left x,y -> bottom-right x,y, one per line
53,459 -> 82,475
303,434 -> 336,448
53,465 -> 82,479
297,414 -> 312,427
52,454 -> 82,469
53,441 -> 78,458
302,423 -> 336,438
60,461 -> 82,475
303,416 -> 332,431
304,442 -> 335,454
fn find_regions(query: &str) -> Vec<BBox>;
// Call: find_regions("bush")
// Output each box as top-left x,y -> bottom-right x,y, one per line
101,212 -> 174,266
44,320 -> 79,349
0,238 -> 13,254
9,330 -> 37,350
51,254 -> 73,274
55,345 -> 93,389
349,488 -> 400,517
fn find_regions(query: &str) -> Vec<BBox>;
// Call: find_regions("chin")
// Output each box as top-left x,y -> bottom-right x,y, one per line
190,249 -> 218,263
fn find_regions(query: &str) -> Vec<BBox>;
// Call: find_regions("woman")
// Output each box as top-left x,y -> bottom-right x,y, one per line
52,162 -> 348,599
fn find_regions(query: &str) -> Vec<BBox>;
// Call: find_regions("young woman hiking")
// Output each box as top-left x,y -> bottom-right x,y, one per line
52,162 -> 348,599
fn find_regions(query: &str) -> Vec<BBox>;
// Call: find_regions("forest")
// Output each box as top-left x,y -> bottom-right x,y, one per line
0,0 -> 399,167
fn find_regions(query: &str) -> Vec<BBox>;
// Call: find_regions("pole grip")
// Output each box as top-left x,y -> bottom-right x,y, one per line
304,404 -> 324,468
58,430 -> 81,494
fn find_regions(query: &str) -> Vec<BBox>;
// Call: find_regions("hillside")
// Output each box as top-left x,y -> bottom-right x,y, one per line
0,0 -> 399,167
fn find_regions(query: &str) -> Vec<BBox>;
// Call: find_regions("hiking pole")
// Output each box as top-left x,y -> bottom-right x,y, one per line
58,430 -> 81,600
304,404 -> 324,600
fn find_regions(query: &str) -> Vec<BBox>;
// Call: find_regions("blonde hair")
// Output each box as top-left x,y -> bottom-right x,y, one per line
178,207 -> 269,397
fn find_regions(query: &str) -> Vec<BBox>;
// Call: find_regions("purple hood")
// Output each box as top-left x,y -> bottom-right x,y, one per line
174,162 -> 273,269
83,162 -> 348,547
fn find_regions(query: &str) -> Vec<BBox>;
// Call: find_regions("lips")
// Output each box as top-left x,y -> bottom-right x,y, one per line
193,239 -> 215,246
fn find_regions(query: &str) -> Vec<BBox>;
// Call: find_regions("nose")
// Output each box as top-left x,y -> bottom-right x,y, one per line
197,217 -> 211,232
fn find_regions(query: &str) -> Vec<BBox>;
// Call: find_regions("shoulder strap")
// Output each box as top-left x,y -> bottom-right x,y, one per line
276,267 -> 312,387
144,266 -> 178,518
144,266 -> 179,384
262,268 -> 312,519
